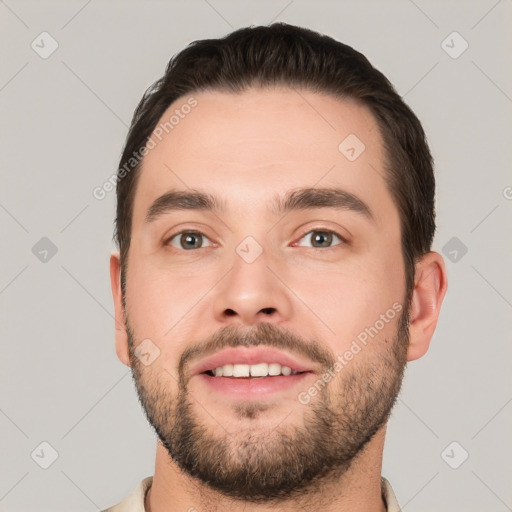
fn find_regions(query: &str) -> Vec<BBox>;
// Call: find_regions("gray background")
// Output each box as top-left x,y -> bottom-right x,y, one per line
1,0 -> 511,510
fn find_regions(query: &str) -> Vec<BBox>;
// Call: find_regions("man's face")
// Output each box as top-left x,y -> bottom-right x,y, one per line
122,88 -> 409,500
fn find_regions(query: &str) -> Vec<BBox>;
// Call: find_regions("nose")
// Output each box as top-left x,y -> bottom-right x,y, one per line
212,247 -> 293,327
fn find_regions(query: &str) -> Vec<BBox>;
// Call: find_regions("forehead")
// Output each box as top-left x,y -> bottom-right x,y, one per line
132,87 -> 396,227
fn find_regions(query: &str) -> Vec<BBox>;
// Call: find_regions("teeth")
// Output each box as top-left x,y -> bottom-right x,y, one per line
232,364 -> 250,377
222,364 -> 233,377
268,363 -> 281,376
210,363 -> 298,377
250,363 -> 268,377
281,365 -> 292,376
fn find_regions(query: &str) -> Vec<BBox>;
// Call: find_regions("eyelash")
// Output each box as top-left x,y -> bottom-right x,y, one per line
164,228 -> 347,251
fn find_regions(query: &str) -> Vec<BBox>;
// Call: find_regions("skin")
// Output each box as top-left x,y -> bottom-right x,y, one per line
110,87 -> 448,512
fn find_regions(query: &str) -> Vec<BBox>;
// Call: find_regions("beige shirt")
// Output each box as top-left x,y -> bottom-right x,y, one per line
102,476 -> 401,512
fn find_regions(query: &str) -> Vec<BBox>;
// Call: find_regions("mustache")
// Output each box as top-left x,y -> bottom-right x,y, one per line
178,322 -> 335,380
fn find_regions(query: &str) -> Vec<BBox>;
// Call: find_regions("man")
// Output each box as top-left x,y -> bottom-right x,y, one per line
105,23 -> 447,512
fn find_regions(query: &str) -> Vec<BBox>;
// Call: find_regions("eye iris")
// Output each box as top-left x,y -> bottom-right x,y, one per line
181,233 -> 202,249
312,231 -> 332,247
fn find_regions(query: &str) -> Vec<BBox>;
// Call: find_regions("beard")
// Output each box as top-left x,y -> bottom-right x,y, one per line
126,305 -> 410,503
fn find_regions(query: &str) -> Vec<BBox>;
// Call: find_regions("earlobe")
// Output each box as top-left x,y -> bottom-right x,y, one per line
109,251 -> 131,367
407,252 -> 448,361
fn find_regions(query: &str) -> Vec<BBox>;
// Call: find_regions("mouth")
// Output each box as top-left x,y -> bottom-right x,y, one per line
204,362 -> 305,378
192,347 -> 316,398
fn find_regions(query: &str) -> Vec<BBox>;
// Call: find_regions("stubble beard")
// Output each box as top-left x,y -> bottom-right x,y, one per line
127,310 -> 409,503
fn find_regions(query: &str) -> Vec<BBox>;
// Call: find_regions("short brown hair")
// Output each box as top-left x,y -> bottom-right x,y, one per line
114,23 -> 436,306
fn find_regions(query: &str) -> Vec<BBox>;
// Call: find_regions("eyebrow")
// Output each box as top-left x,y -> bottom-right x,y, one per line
145,187 -> 375,224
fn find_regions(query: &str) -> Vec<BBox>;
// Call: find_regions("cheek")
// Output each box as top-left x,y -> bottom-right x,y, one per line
288,248 -> 405,354
126,254 -> 227,379
126,253 -> 210,339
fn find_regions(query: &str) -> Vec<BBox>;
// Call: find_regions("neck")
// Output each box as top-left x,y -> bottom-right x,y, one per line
145,425 -> 388,512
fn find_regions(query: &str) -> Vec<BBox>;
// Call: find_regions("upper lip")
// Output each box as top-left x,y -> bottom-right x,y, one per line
192,347 -> 316,376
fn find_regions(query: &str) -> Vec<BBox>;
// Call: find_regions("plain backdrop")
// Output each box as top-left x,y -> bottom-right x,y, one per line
1,1 -> 511,511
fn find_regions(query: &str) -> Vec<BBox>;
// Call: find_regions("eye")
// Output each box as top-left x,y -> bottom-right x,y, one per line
166,230 -> 213,250
295,230 -> 345,249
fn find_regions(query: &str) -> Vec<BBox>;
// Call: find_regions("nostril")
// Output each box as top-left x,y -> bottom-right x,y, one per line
223,307 -> 276,317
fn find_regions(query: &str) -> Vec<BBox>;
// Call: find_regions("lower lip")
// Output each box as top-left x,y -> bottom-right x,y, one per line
196,372 -> 312,398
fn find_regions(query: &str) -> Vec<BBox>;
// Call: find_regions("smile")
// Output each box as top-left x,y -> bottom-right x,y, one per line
206,363 -> 303,378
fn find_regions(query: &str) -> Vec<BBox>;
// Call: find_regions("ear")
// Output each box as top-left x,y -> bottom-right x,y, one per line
407,251 -> 448,361
110,251 -> 131,367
